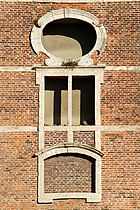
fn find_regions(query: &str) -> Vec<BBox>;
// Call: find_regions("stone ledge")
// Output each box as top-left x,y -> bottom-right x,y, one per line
38,192 -> 101,204
0,0 -> 139,2
0,66 -> 139,72
0,125 -> 139,132
0,126 -> 38,132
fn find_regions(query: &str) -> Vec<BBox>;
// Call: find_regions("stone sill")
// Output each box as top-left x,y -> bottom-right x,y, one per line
38,192 -> 101,203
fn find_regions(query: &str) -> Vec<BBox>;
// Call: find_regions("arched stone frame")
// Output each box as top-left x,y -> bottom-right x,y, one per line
38,144 -> 104,203
31,8 -> 107,66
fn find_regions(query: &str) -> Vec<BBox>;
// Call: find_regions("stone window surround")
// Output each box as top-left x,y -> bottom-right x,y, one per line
35,65 -> 105,203
36,66 -> 104,149
38,144 -> 103,203
31,8 -> 107,67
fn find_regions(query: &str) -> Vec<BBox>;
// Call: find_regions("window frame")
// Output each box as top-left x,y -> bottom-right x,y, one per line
38,145 -> 103,203
35,66 -> 105,203
31,8 -> 107,67
36,66 -> 104,149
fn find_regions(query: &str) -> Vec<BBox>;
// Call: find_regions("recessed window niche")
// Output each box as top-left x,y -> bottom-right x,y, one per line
38,145 -> 103,203
44,153 -> 96,193
36,66 -> 105,204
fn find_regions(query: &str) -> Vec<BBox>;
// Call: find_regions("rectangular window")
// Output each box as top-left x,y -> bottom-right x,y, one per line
44,75 -> 95,126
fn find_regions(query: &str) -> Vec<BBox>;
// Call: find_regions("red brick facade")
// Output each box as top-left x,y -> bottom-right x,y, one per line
101,70 -> 140,125
0,2 -> 139,66
44,131 -> 67,147
0,71 -> 38,126
0,1 -> 140,210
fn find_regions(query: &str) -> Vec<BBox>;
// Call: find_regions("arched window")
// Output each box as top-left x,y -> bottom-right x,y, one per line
37,145 -> 103,203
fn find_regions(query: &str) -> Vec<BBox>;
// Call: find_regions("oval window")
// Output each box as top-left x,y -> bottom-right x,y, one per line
41,18 -> 97,60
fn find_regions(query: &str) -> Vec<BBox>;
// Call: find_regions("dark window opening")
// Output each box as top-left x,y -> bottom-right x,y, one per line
42,18 -> 97,59
72,76 -> 95,125
45,76 -> 68,125
44,76 -> 95,126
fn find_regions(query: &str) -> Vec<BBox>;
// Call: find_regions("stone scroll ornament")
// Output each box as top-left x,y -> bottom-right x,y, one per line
31,8 -> 107,67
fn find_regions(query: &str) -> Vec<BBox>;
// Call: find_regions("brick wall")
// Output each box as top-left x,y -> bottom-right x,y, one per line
101,131 -> 140,209
44,154 -> 94,193
0,132 -> 38,209
0,1 -> 140,209
73,131 -> 95,147
101,70 -> 140,125
0,131 -> 139,208
0,70 -> 139,209
0,2 -> 139,66
0,71 -> 38,126
44,131 -> 67,147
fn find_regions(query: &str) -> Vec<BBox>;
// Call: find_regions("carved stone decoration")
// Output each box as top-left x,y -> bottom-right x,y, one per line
31,8 -> 107,67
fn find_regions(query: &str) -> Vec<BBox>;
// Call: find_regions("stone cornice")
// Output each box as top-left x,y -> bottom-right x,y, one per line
0,0 -> 139,2
0,66 -> 139,72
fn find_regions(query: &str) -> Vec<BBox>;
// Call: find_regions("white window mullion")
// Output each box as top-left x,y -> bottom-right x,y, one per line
39,76 -> 45,150
68,74 -> 72,126
68,73 -> 73,143
95,76 -> 101,126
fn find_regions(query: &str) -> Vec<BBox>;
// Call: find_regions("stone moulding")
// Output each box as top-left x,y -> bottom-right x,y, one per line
35,66 -> 105,203
35,66 -> 105,150
38,144 -> 103,203
35,143 -> 104,157
31,8 -> 107,67
0,66 -> 139,72
0,0 -> 139,3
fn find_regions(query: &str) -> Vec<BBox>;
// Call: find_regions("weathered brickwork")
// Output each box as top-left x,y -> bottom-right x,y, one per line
0,2 -> 139,66
101,131 -> 140,210
44,154 -> 94,193
73,131 -> 95,147
0,71 -> 39,126
1,131 -> 139,209
101,70 -> 140,125
44,131 -> 67,147
0,0 -> 140,209
0,132 -> 38,210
